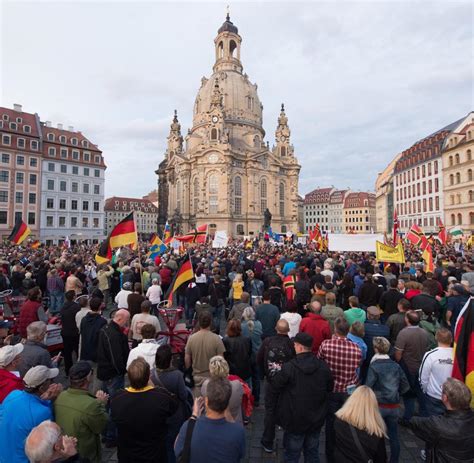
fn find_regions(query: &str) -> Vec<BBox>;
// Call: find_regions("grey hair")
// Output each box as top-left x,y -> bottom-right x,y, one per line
25,420 -> 61,462
209,355 -> 230,378
242,306 -> 255,332
27,321 -> 47,341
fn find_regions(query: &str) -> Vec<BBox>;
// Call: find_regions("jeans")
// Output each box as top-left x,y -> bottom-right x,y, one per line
213,302 -> 225,333
325,392 -> 347,462
402,368 -> 427,420
261,381 -> 279,448
101,375 -> 125,443
283,430 -> 320,463
380,407 -> 400,463
424,393 -> 446,417
49,290 -> 64,314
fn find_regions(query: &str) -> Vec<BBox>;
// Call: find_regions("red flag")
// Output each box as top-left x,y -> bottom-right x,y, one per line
406,224 -> 428,250
175,224 -> 208,244
438,218 -> 447,245
393,209 -> 399,244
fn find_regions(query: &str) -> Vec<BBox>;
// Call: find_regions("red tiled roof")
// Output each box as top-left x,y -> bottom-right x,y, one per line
0,107 -> 40,137
304,187 -> 334,204
344,192 -> 375,208
41,124 -> 101,152
329,190 -> 348,204
105,196 -> 158,213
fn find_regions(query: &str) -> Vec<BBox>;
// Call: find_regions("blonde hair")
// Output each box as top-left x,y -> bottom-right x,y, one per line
233,273 -> 242,283
209,355 -> 229,378
335,386 -> 387,438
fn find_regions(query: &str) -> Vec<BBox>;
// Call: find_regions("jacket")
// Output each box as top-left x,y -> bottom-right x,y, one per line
273,352 -> 333,433
97,321 -> 129,381
363,320 -> 390,360
19,340 -> 54,377
54,388 -> 108,463
411,293 -> 441,317
127,339 -> 160,369
299,313 -> 331,354
410,409 -> 474,463
80,313 -> 107,362
97,266 -> 114,291
379,289 -> 404,317
18,299 -> 41,338
365,358 -> 409,405
257,334 -> 295,380
0,368 -> 23,403
223,335 -> 252,380
60,300 -> 80,338
359,281 -> 382,307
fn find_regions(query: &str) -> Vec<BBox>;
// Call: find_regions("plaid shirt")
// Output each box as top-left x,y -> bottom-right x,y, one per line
317,334 -> 362,393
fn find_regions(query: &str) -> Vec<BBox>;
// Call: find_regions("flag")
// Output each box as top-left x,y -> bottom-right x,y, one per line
165,257 -> 194,305
8,219 -> 31,245
64,236 -> 71,249
109,212 -> 138,249
438,218 -> 447,245
422,244 -> 434,273
406,224 -> 428,250
375,241 -> 405,264
163,222 -> 171,243
30,240 -> 41,249
148,234 -> 166,260
283,274 -> 297,301
95,238 -> 112,265
393,209 -> 399,244
449,226 -> 463,237
452,299 -> 474,407
175,224 -> 208,244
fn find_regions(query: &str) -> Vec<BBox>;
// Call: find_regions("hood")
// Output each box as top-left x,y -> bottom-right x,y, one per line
293,352 -> 321,375
134,341 -> 160,355
82,312 -> 105,327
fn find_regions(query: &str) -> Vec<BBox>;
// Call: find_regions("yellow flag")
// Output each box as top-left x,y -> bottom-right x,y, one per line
375,241 -> 405,264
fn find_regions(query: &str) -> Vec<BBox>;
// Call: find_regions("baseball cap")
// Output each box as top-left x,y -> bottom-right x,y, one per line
23,365 -> 59,388
294,332 -> 313,349
69,361 -> 92,381
367,306 -> 383,316
0,344 -> 23,368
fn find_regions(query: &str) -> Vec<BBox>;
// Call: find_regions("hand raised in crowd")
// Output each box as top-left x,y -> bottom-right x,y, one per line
192,397 -> 205,418
58,435 -> 78,458
95,390 -> 109,404
40,383 -> 63,401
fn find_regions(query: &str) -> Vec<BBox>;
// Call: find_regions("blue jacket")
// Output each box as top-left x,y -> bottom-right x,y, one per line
0,390 -> 53,462
363,320 -> 390,361
365,358 -> 409,405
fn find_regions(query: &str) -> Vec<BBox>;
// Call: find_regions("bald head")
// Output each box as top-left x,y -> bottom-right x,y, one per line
276,319 -> 289,335
309,300 -> 322,314
114,309 -> 130,327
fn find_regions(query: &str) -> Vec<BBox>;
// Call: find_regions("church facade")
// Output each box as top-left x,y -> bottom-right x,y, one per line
156,14 -> 301,237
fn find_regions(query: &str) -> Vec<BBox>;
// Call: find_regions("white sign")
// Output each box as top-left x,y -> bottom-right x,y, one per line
297,236 -> 307,245
212,230 -> 228,248
328,233 -> 385,252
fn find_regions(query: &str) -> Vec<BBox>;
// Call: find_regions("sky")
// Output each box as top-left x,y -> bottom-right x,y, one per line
0,0 -> 472,199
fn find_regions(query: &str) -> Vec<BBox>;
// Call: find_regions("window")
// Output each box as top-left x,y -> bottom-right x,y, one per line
422,165 -> 426,177
46,216 -> 53,227
450,174 -> 454,186
94,169 -> 100,178
209,196 -> 218,214
449,156 -> 453,166
84,168 -> 89,176
208,174 -> 218,214
455,153 -> 460,164
47,198 -> 54,209
279,182 -> 285,217
29,174 -> 37,185
30,157 -> 37,167
468,169 -> 473,181
260,178 -> 267,213
236,224 -> 244,235
82,201 -> 89,211
47,180 -> 54,190
60,148 -> 68,158
71,217 -> 77,227
435,196 -> 439,210
72,166 -> 79,175
93,201 -> 100,211
71,138 -> 78,146
457,213 -> 462,225
93,218 -> 99,228
82,217 -> 88,227
434,160 -> 438,174
59,217 -> 66,227
1,153 -> 9,163
72,182 -> 78,193
0,211 -> 7,224
83,152 -> 90,162
0,171 -> 8,183
59,199 -> 66,209
28,193 -> 36,204
16,155 -> 24,166
72,150 -> 79,160
17,138 -> 25,148
47,133 -> 54,141
435,178 -> 439,192
234,176 -> 241,215
0,191 -> 8,202
23,125 -> 31,134
15,192 -> 23,203
469,190 -> 474,202
95,156 -> 100,164
59,135 -> 66,143
467,150 -> 472,161
60,164 -> 67,173
60,181 -> 67,192
48,147 -> 56,157
210,128 -> 218,141
71,200 -> 78,210
83,183 -> 89,194
30,140 -> 38,150
14,212 -> 22,223
456,172 -> 461,184
94,185 -> 100,195
2,135 -> 11,145
48,162 -> 55,172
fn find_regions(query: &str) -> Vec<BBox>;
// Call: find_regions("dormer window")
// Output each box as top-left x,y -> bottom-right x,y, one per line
82,140 -> 89,148
16,117 -> 22,124
59,135 -> 66,143
71,138 -> 78,146
47,133 -> 55,141
9,122 -> 17,130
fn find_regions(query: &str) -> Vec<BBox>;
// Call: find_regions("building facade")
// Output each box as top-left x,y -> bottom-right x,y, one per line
442,112 -> 474,233
105,197 -> 158,238
343,192 -> 376,233
156,15 -> 300,237
303,187 -> 334,233
328,189 -> 349,233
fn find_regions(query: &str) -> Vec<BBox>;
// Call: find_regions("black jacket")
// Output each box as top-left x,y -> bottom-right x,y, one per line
97,321 -> 130,381
359,281 -> 382,307
410,293 -> 441,318
80,313 -> 107,362
379,289 -> 404,317
257,334 -> 295,380
223,335 -> 252,380
273,352 -> 333,433
60,301 -> 80,337
410,409 -> 474,463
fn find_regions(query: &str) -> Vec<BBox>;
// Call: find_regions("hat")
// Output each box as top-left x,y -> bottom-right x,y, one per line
367,306 -> 382,316
448,276 -> 458,282
69,361 -> 92,381
0,344 -> 23,367
122,281 -> 132,290
294,332 -> 313,349
23,365 -> 59,388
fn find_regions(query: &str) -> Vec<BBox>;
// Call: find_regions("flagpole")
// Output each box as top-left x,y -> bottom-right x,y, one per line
132,211 -> 145,295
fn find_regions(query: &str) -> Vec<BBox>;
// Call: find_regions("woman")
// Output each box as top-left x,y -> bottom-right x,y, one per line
223,319 -> 252,383
280,300 -> 302,339
338,272 -> 355,309
195,266 -> 208,297
334,386 -> 387,463
18,287 -> 47,339
295,269 -> 311,315
365,337 -> 409,463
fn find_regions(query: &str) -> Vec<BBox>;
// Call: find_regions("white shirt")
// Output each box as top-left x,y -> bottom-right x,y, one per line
146,285 -> 163,305
419,346 -> 454,400
280,312 -> 302,339
130,313 -> 161,341
115,289 -> 132,309
75,308 -> 91,331
126,339 -> 161,369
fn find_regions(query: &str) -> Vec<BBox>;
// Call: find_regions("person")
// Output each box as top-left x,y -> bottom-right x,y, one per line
245,270 -> 264,306
379,278 -> 404,320
386,298 -> 411,344
97,264 -> 114,308
268,277 -> 285,311
344,296 -> 367,326
126,323 -> 160,369
363,306 -> 390,363
321,292 -> 344,333
257,319 -> 295,453
223,319 -> 252,383
174,378 -> 246,462
185,279 -> 201,324
66,267 -> 83,296
446,284 -> 470,332
280,299 -> 302,338
46,268 -> 65,315
151,344 -> 191,463
419,328 -> 454,417
208,274 -> 227,331
60,290 -> 80,375
25,421 -> 79,463
299,300 -> 331,354
359,273 -> 382,308
54,361 -> 109,463
347,321 -> 367,378
127,282 -> 146,318
80,297 -> 107,363
115,281 -> 133,309
129,300 -> 160,347
0,343 -> 24,403
410,378 -> 474,462
75,295 -> 91,331
231,273 -> 244,307
146,278 -> 163,314
365,337 -> 409,463
317,316 -> 362,462
411,281 -> 442,319
334,386 -> 387,463
295,269 -> 312,314
228,291 -> 251,321
255,291 -> 280,339
0,365 -> 62,461
272,332 -> 333,463
18,287 -> 47,339
394,310 -> 430,423
185,311 -> 226,394
111,357 -> 178,462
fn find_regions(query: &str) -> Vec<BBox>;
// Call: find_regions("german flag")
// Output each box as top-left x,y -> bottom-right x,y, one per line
8,219 -> 31,245
109,212 -> 137,249
422,244 -> 434,273
30,240 -> 41,249
165,257 -> 194,305
175,224 -> 208,244
95,238 -> 112,265
452,299 -> 474,407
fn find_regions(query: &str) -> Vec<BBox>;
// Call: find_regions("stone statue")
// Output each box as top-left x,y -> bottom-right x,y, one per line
264,208 -> 272,229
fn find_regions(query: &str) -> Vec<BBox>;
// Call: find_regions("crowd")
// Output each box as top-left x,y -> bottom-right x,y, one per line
0,239 -> 473,462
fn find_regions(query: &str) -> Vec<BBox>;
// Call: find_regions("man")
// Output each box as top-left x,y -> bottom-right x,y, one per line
321,292 -> 344,333
363,306 -> 390,363
80,297 -> 107,363
409,378 -> 474,462
146,278 -> 163,314
112,357 -> 178,462
299,300 -> 331,354
127,324 -> 160,369
65,267 -> 83,296
0,365 -> 62,462
208,273 -> 228,331
115,281 -> 133,309
46,268 -> 65,315
60,290 -> 80,375
175,378 -> 245,462
75,295 -> 91,331
446,284 -> 470,332
0,343 -> 24,403
97,264 -> 114,308
461,263 -> 474,293
343,296 -> 366,326
411,281 -> 442,318
228,291 -> 251,321
54,362 -> 109,463
379,278 -> 404,319
127,282 -> 146,318
257,319 -> 295,453
255,291 -> 280,339
129,300 -> 160,347
317,317 -> 362,463
387,298 -> 411,344
395,310 -> 430,423
245,270 -> 264,306
185,311 -> 225,393
273,332 -> 333,462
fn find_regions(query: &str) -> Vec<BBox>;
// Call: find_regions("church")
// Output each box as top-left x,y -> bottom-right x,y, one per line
156,14 -> 301,237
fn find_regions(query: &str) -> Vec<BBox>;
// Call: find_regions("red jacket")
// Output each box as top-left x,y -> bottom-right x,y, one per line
299,313 -> 331,354
0,369 -> 23,403
159,267 -> 172,286
18,300 -> 41,339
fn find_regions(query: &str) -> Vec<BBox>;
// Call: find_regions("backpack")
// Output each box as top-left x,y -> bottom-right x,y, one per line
266,338 -> 292,380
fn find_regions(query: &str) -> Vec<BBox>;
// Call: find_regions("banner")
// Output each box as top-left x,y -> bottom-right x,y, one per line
212,230 -> 228,248
328,233 -> 384,252
375,241 -> 405,264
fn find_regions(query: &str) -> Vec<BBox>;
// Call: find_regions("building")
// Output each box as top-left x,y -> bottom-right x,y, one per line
156,14 -> 301,237
328,189 -> 349,233
297,195 -> 305,234
104,196 -> 158,239
0,104 -> 42,240
441,112 -> 474,233
303,187 -> 335,233
343,192 -> 376,233
143,189 -> 158,207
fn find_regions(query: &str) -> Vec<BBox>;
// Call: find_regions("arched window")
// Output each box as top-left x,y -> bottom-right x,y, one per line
450,174 -> 454,185
260,178 -> 267,213
469,190 -> 474,202
455,153 -> 460,164
193,177 -> 199,214
236,224 -> 244,235
280,146 -> 287,156
449,156 -> 453,166
456,172 -> 461,184
176,180 -> 181,212
467,149 -> 472,161
451,214 -> 455,226
450,194 -> 455,205
209,174 -> 218,214
470,212 -> 474,225
210,128 -> 218,141
468,169 -> 473,181
218,41 -> 224,59
229,40 -> 237,58
279,182 -> 285,217
254,135 -> 260,147
234,176 -> 242,215
457,213 -> 463,225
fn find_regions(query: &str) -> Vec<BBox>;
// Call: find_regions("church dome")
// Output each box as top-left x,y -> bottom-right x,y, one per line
218,14 -> 238,34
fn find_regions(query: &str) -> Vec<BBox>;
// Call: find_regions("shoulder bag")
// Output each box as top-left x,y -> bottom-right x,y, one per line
177,417 -> 197,463
349,424 -> 373,463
